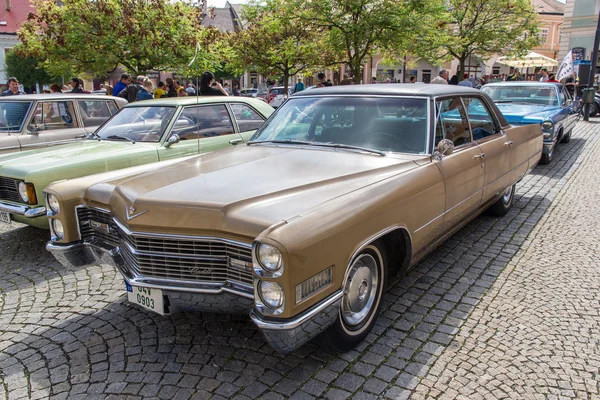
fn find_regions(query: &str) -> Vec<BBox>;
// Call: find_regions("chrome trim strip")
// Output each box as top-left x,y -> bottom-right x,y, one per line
20,138 -> 78,149
251,290 -> 343,331
112,216 -> 252,248
121,240 -> 229,262
0,201 -> 45,217
349,225 -> 413,265
0,145 -> 20,151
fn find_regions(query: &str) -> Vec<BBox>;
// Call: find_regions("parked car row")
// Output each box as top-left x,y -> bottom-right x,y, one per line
1,84 -> 551,352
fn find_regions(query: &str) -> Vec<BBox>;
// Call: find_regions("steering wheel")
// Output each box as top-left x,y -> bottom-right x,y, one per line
368,132 -> 410,151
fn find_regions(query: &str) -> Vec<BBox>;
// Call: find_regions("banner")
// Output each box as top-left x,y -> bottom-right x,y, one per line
557,50 -> 574,82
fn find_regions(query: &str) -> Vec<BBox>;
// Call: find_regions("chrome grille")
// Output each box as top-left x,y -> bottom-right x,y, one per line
77,207 -> 119,247
0,177 -> 22,203
120,233 -> 254,286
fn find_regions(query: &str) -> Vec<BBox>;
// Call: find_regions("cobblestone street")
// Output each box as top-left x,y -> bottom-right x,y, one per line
1,119 -> 600,400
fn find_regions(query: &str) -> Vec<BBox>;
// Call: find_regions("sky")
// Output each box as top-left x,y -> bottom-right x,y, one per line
207,0 -> 249,7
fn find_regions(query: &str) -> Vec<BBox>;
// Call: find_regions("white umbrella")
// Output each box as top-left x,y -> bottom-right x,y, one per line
497,51 -> 558,68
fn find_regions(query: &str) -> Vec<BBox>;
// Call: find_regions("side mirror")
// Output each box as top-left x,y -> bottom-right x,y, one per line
435,139 -> 454,158
27,125 -> 40,134
164,134 -> 180,148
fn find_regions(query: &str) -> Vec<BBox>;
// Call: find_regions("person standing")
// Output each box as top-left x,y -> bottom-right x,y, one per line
70,78 -> 84,93
113,74 -> 131,97
317,72 -> 332,87
153,82 -> 166,99
185,83 -> 196,95
50,84 -> 62,93
118,75 -> 144,102
458,73 -> 473,87
539,68 -> 549,82
294,79 -> 305,93
199,71 -> 228,96
506,69 -> 521,81
165,77 -> 177,97
371,76 -> 378,84
409,76 -> 417,83
232,85 -> 240,96
430,69 -> 449,84
136,78 -> 154,101
340,74 -> 352,85
1,77 -> 25,96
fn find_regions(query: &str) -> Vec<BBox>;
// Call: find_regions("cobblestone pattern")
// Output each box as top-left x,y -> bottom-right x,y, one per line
0,121 -> 598,400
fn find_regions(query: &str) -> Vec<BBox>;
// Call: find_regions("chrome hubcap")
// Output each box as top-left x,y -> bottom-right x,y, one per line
502,186 -> 513,204
342,254 -> 378,327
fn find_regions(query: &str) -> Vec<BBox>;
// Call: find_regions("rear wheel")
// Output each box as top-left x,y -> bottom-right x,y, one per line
487,184 -> 516,217
324,242 -> 386,352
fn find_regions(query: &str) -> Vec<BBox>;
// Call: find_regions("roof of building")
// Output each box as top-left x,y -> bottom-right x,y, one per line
200,2 -> 243,32
531,0 -> 564,14
0,0 -> 34,34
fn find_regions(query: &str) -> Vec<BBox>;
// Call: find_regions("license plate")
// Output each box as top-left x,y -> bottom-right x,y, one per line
126,283 -> 164,315
0,211 -> 10,225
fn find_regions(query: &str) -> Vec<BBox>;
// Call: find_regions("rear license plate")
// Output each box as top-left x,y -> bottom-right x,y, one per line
0,211 -> 10,225
126,283 -> 164,315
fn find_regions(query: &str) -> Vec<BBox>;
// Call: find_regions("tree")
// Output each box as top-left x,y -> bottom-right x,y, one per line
228,0 -> 338,95
4,46 -> 58,89
290,0 -> 445,84
432,0 -> 540,78
18,0 -> 211,77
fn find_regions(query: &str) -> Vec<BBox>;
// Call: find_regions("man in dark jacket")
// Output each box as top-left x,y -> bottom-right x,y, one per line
1,77 -> 25,96
117,75 -> 144,103
113,74 -> 131,98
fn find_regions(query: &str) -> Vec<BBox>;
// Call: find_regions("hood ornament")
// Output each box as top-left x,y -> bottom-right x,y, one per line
126,205 -> 148,221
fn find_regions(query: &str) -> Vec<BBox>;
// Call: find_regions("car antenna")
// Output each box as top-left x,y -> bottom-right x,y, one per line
188,42 -> 201,154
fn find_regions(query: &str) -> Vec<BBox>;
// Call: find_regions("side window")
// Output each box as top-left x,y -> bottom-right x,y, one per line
559,87 -> 568,104
77,100 -> 116,127
30,101 -> 78,131
171,105 -> 235,141
230,104 -> 265,132
463,97 -> 498,141
435,98 -> 472,149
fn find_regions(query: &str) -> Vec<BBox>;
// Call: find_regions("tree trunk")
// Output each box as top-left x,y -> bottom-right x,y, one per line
283,71 -> 290,98
458,57 -> 467,82
351,60 -> 362,84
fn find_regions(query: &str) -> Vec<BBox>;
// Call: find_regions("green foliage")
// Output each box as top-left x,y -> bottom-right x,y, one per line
4,46 -> 64,88
430,0 -> 540,75
18,0 -> 223,77
228,0 -> 338,93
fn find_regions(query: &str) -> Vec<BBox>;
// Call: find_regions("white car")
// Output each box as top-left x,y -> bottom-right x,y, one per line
267,86 -> 293,108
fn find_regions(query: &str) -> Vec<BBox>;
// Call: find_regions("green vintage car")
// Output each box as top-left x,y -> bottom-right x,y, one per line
0,96 -> 273,229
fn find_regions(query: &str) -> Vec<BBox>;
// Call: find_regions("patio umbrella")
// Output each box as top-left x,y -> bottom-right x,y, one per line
497,51 -> 558,68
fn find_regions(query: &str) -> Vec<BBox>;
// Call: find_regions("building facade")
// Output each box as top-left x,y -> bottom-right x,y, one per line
559,0 -> 600,63
0,0 -> 31,82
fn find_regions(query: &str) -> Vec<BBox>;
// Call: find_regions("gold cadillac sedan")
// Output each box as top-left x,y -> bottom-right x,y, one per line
45,85 -> 542,353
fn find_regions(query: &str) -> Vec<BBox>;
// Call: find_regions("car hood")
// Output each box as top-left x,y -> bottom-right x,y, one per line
494,103 -> 559,124
0,140 -> 158,178
88,145 -> 421,239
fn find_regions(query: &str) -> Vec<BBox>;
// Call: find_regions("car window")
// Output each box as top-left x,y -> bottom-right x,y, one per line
481,85 -> 559,106
30,101 -> 78,131
230,104 -> 265,132
435,98 -> 472,149
558,87 -> 566,105
0,101 -> 32,132
95,106 -> 177,142
77,100 -> 118,127
462,97 -> 498,141
251,97 -> 429,154
170,105 -> 235,140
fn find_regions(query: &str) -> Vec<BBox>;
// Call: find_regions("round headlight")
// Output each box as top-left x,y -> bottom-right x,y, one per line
542,121 -> 553,131
18,182 -> 28,203
258,281 -> 284,309
47,194 -> 60,214
51,219 -> 64,240
257,243 -> 283,272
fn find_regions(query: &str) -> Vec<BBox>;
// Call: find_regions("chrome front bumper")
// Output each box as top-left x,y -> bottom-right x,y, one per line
47,241 -> 341,352
0,201 -> 46,217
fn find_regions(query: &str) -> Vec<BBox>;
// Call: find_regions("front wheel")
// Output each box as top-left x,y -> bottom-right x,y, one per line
561,130 -> 572,144
540,144 -> 553,165
324,243 -> 386,352
486,184 -> 515,217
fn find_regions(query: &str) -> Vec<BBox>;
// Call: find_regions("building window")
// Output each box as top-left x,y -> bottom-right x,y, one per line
538,28 -> 549,44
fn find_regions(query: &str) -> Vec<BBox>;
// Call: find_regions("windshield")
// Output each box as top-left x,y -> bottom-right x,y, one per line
482,85 -> 559,106
0,101 -> 32,132
93,106 -> 177,142
250,97 -> 429,154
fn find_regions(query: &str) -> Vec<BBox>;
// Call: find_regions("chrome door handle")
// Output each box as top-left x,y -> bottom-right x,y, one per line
229,138 -> 243,145
473,153 -> 486,159
504,141 -> 514,146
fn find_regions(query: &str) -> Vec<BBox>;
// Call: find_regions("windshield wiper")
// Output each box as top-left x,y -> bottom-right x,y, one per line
493,100 -> 514,103
247,139 -> 385,156
107,135 -> 135,144
87,131 -> 101,140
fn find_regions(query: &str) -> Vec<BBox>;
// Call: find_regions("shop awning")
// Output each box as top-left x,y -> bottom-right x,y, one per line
497,51 -> 558,68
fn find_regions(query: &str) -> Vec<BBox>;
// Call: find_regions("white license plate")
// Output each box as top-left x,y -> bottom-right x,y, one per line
0,211 -> 10,225
126,283 -> 164,315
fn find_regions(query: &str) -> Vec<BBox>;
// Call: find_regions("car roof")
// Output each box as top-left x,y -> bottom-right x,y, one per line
292,83 -> 483,98
483,81 -> 565,88
122,96 -> 265,108
0,94 -> 124,101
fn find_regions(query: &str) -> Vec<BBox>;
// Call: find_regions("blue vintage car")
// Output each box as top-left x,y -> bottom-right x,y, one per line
481,82 -> 579,164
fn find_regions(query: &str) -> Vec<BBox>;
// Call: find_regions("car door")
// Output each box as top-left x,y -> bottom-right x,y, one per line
229,103 -> 268,142
559,86 -> 578,133
17,100 -> 88,150
463,96 -> 511,202
433,97 -> 485,232
77,99 -> 119,134
157,104 -> 244,161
